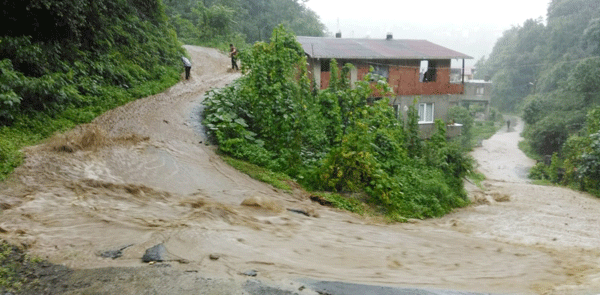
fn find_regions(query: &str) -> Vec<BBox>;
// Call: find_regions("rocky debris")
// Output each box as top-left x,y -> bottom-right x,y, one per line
286,208 -> 310,217
209,253 -> 221,260
142,244 -> 168,262
309,195 -> 333,207
241,270 -> 258,277
141,244 -> 190,264
99,244 -> 133,259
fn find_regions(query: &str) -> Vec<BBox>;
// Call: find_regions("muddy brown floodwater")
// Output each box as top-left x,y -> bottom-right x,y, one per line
1,46 -> 600,295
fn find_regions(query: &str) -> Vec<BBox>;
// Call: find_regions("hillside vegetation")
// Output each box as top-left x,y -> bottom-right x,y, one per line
163,0 -> 326,50
0,0 -> 327,181
202,26 -> 473,220
0,0 -> 186,180
0,0 -> 471,220
475,0 -> 600,195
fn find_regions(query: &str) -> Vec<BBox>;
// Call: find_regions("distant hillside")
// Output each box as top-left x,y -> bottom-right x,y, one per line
163,0 -> 326,48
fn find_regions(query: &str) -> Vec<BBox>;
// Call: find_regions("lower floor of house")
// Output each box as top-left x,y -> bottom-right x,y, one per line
389,94 -> 487,139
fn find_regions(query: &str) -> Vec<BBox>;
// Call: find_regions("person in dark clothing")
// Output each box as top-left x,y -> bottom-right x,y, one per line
507,119 -> 511,131
229,44 -> 239,70
181,56 -> 192,79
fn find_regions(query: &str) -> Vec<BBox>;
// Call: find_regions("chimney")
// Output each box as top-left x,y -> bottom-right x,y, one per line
335,31 -> 342,38
386,32 -> 393,40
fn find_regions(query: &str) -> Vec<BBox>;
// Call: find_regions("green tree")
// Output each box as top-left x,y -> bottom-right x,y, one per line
162,0 -> 326,47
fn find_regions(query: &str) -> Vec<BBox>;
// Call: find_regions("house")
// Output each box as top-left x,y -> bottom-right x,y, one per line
450,66 -> 476,83
460,79 -> 492,120
296,33 -> 473,138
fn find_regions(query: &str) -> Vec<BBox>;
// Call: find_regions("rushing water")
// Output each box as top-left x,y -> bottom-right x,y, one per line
1,47 -> 599,295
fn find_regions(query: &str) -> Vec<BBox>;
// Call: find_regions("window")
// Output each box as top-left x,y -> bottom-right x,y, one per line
393,104 -> 399,119
476,86 -> 485,95
419,60 -> 437,82
321,59 -> 330,72
371,64 -> 389,80
418,103 -> 434,123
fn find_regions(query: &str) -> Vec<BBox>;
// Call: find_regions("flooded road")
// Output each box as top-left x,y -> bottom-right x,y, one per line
1,47 -> 600,294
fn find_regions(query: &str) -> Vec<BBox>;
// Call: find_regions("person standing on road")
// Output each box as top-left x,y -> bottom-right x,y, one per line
229,44 -> 239,71
507,119 -> 511,131
181,56 -> 192,80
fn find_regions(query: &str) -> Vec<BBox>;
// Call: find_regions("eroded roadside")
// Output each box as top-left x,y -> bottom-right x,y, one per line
1,47 -> 599,295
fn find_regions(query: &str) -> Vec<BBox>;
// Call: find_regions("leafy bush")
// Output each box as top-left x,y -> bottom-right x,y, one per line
526,107 -> 600,196
578,132 -> 600,192
203,26 -> 472,220
0,60 -> 22,124
529,162 -> 549,180
448,106 -> 474,148
525,113 -> 570,156
488,107 -> 503,122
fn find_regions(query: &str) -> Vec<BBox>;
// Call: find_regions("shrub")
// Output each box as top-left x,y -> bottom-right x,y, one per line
526,113 -> 569,156
448,106 -> 474,149
203,26 -> 472,220
529,162 -> 549,180
578,132 -> 600,192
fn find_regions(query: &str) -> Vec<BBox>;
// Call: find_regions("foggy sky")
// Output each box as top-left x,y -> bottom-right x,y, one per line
304,0 -> 550,67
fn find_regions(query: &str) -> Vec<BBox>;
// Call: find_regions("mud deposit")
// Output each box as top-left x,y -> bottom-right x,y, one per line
1,47 -> 600,294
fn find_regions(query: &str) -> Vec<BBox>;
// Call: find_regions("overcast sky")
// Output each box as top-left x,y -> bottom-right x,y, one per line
304,0 -> 550,66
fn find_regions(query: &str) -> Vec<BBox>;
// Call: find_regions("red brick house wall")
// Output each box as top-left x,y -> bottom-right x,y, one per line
316,59 -> 464,96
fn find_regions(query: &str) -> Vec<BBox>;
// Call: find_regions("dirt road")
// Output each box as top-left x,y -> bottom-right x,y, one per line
1,47 -> 600,294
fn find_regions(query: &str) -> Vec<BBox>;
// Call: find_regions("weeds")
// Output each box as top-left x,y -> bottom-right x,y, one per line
221,155 -> 293,192
310,192 -> 366,215
0,241 -> 28,292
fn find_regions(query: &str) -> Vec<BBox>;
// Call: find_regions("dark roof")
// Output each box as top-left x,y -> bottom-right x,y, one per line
297,36 -> 473,60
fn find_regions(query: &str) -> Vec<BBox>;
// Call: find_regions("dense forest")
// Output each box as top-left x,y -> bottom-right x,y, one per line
475,0 -> 600,194
0,0 -> 326,180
